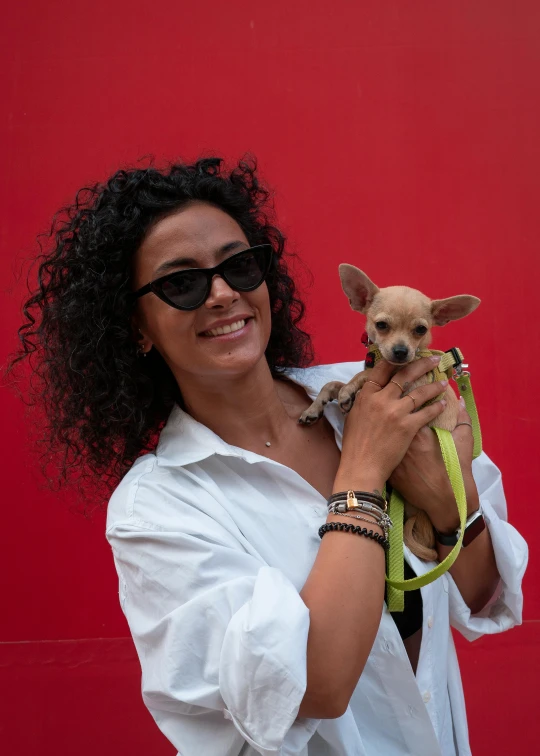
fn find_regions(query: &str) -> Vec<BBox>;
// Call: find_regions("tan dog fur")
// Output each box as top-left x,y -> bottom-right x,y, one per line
299,266 -> 480,561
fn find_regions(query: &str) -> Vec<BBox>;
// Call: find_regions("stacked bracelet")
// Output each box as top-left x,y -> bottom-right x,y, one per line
329,499 -> 385,516
328,489 -> 387,512
326,489 -> 393,537
328,505 -> 393,538
332,512 -> 382,529
319,521 -> 389,550
328,490 -> 386,508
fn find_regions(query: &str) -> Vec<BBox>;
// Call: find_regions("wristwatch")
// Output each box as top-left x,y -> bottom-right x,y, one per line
434,506 -> 486,547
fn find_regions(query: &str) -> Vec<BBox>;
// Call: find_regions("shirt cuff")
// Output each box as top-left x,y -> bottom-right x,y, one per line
220,566 -> 320,754
448,497 -> 529,641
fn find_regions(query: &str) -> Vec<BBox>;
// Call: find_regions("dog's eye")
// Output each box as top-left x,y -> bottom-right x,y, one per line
414,325 -> 428,336
375,321 -> 388,331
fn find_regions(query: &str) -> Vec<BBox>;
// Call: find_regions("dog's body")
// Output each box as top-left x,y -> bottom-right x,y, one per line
299,266 -> 480,561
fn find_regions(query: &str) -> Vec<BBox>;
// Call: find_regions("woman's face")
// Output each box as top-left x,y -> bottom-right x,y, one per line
131,201 -> 272,384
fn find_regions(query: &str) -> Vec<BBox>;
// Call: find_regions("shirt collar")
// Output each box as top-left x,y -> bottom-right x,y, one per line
156,365 -> 339,468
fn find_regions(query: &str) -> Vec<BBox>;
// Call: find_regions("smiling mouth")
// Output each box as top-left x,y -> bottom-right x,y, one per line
200,317 -> 253,338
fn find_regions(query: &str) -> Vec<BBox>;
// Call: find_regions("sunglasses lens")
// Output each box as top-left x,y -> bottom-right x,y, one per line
156,245 -> 272,310
224,246 -> 270,291
161,270 -> 209,310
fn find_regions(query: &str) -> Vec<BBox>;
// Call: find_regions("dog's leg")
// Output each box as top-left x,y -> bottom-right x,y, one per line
298,381 -> 345,425
337,370 -> 370,413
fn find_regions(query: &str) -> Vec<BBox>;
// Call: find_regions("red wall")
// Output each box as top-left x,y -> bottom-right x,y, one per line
1,2 -> 538,752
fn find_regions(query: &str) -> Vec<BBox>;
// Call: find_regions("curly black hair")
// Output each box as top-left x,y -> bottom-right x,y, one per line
6,155 -> 314,507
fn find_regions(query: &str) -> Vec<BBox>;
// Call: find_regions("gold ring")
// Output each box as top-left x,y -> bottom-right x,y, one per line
405,393 -> 416,411
365,380 -> 383,389
391,379 -> 405,393
455,422 -> 472,429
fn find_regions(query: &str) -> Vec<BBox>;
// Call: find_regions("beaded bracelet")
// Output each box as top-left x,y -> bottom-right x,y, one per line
319,521 -> 389,550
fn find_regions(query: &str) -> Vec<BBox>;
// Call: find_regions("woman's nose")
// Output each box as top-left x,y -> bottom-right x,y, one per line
204,274 -> 239,308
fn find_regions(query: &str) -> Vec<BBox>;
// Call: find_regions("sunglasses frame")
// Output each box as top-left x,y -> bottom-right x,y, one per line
132,244 -> 274,311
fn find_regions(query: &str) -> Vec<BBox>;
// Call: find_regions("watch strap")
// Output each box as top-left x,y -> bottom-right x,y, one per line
435,508 -> 485,547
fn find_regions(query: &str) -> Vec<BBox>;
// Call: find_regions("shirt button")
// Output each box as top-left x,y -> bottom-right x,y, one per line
423,691 -> 431,703
428,616 -> 434,628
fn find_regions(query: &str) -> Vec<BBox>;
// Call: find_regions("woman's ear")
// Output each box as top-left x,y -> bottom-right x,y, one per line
338,264 -> 379,313
130,315 -> 151,351
430,295 -> 481,326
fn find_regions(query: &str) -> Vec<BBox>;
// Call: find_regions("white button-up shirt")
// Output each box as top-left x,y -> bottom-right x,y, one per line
106,361 -> 528,756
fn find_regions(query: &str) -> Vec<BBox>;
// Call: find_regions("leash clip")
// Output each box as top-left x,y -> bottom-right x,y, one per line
445,346 -> 469,376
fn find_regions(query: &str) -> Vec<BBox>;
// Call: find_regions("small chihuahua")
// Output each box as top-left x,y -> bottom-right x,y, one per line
299,265 -> 480,561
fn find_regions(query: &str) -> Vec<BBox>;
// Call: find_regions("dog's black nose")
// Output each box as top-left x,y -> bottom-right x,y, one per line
392,345 -> 409,362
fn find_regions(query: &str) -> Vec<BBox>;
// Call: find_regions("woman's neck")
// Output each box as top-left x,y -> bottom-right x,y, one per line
179,360 -> 303,450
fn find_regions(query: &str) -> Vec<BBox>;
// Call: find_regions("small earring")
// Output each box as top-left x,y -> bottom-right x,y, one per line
137,329 -> 148,357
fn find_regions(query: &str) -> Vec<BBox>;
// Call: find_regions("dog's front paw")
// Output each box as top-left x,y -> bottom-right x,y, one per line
298,406 -> 323,425
338,386 -> 356,414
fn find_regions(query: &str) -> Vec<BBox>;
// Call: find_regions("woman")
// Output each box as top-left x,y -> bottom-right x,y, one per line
10,157 -> 527,755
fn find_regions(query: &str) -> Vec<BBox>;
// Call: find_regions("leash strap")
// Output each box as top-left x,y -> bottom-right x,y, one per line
455,371 -> 482,459
385,428 -> 468,611
371,346 -> 484,611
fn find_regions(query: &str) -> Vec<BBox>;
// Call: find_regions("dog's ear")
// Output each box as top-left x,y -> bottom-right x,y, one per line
430,295 -> 481,326
339,265 -> 379,313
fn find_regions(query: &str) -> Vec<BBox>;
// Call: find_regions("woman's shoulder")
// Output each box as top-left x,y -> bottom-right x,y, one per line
105,452 -> 159,533
105,447 -> 241,539
284,359 -> 365,392
105,452 -> 194,532
106,359 -> 366,534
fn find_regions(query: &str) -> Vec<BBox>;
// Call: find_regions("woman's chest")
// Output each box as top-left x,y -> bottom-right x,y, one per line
267,415 -> 342,501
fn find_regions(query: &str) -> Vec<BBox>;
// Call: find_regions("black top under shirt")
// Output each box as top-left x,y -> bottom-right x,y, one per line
386,560 -> 424,640
383,485 -> 423,640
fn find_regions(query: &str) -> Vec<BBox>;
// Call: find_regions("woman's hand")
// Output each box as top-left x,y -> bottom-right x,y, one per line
388,397 -> 480,533
334,356 -> 448,494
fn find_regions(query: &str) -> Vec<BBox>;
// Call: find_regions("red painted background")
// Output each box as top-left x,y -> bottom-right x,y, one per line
1,2 -> 539,753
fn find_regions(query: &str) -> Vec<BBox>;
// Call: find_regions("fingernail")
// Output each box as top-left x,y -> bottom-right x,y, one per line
440,399 -> 447,405
430,355 -> 441,363
440,379 -> 448,387
459,396 -> 466,407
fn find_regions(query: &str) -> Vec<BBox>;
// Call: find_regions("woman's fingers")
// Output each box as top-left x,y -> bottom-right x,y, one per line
384,355 -> 442,395
364,358 -> 399,389
410,396 -> 447,427
452,397 -> 473,435
364,355 -> 442,394
402,379 -> 449,410
452,397 -> 474,464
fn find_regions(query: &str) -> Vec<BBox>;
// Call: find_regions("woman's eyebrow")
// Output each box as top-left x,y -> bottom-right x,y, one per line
154,241 -> 247,275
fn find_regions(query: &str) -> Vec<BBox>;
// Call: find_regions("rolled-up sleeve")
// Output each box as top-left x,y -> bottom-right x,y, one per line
448,451 -> 528,641
106,516 -> 320,755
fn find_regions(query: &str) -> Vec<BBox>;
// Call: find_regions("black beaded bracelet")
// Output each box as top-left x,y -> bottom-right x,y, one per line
318,521 -> 389,550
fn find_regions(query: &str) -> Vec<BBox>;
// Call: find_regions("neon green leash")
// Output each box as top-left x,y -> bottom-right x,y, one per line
366,347 -> 482,611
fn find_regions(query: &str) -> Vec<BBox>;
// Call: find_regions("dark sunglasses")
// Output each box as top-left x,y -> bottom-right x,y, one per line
132,244 -> 273,311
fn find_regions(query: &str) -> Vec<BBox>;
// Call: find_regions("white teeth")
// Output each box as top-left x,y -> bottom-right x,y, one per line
204,319 -> 246,337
